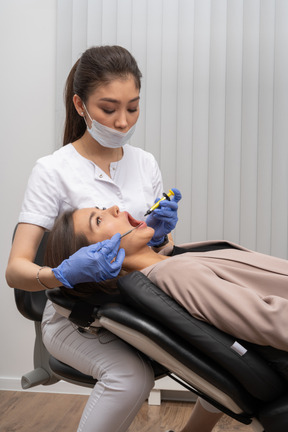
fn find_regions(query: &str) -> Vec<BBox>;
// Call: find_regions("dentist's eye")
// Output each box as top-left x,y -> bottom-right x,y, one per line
96,216 -> 102,226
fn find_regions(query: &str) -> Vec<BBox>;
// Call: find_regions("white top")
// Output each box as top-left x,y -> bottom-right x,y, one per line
19,143 -> 163,229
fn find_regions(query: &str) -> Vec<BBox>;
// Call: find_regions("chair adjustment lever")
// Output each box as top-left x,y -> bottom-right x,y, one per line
68,301 -> 97,328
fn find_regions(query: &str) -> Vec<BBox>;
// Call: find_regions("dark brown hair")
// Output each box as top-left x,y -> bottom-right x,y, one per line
63,45 -> 142,145
44,210 -> 120,298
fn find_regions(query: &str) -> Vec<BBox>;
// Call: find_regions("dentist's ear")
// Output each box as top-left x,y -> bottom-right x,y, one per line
73,94 -> 85,117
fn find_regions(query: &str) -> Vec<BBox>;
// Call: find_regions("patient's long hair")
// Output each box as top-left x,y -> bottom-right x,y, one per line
44,210 -> 120,297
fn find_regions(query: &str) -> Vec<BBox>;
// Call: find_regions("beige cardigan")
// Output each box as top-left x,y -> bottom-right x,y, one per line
141,241 -> 288,351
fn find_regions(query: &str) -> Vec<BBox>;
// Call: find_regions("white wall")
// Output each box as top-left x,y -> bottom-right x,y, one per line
0,0 -> 58,390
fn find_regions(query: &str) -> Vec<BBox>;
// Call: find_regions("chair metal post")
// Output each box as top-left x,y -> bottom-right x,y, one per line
21,322 -> 59,389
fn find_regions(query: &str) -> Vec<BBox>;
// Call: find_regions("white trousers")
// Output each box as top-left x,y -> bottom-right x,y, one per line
42,302 -> 154,432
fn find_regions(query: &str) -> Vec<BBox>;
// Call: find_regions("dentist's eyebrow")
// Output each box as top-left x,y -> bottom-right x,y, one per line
99,96 -> 140,104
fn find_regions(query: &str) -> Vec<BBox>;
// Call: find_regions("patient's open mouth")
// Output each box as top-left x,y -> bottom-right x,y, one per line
120,214 -> 145,239
127,213 -> 143,228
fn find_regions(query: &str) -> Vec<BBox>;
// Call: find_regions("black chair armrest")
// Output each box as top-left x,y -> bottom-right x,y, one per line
14,289 -> 47,322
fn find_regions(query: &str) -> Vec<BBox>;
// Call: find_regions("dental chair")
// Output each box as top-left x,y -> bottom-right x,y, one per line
14,232 -> 288,432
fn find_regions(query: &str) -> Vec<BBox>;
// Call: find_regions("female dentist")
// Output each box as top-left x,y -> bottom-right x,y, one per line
6,45 -> 181,432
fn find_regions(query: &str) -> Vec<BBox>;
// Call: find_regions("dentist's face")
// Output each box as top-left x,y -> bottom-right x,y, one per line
72,206 -> 153,249
74,75 -> 140,133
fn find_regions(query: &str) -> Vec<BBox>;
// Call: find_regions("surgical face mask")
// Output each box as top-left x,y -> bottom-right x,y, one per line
83,104 -> 136,148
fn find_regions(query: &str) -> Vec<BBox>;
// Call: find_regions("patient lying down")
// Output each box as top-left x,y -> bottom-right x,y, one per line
45,205 -> 288,352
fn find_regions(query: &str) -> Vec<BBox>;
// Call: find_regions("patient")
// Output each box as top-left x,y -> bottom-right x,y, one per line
46,205 -> 288,352
45,205 -> 288,432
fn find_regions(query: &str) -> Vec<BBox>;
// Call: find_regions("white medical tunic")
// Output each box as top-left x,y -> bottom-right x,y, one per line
19,143 -> 163,229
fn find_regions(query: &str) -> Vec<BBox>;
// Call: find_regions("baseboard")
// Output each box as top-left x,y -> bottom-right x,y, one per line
161,390 -> 197,402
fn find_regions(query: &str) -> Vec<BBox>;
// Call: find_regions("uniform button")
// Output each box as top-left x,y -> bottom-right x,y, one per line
99,174 -> 103,178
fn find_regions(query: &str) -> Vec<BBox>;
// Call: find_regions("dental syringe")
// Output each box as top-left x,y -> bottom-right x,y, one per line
144,189 -> 174,216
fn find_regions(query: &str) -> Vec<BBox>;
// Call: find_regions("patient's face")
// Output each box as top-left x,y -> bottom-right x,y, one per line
73,206 -> 154,249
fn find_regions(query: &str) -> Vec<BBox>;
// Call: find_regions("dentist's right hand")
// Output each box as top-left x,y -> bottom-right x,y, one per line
52,233 -> 125,289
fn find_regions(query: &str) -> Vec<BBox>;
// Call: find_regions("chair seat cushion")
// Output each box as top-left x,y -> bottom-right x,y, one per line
49,356 -> 96,387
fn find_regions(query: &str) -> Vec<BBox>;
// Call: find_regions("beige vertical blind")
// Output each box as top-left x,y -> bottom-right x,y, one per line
56,0 -> 288,258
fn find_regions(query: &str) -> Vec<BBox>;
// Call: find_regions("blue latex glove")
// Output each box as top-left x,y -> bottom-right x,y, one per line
146,188 -> 182,247
52,233 -> 125,289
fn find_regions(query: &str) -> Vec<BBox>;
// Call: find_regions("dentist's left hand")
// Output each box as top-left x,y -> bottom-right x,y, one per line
52,233 -> 125,289
146,188 -> 182,247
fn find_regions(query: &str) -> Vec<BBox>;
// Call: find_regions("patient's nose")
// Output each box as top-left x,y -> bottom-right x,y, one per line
109,205 -> 120,216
